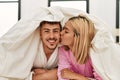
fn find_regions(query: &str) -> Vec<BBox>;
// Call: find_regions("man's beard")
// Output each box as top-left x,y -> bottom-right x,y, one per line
46,38 -> 58,50
47,45 -> 57,50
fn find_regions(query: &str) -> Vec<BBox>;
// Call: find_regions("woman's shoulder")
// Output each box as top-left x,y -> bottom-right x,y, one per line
58,46 -> 65,52
58,45 -> 69,50
58,46 -> 69,55
58,45 -> 64,49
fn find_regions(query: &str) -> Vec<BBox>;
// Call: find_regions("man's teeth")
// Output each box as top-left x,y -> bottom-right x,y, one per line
48,40 -> 55,43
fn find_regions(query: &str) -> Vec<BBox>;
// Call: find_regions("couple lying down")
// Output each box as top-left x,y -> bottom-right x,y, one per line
0,6 -> 120,80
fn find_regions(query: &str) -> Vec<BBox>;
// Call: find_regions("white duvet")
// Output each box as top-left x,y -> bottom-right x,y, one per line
0,6 -> 120,80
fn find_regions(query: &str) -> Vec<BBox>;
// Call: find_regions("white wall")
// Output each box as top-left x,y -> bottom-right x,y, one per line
90,0 -> 116,29
21,0 -> 48,17
21,0 -> 116,29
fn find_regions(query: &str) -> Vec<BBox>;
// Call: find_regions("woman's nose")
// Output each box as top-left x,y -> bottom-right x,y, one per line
60,30 -> 64,36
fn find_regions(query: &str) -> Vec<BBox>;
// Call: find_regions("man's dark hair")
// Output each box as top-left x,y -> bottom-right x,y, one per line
39,21 -> 62,31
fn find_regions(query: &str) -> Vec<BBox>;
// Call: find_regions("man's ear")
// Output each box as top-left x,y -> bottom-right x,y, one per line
39,29 -> 42,36
39,32 -> 42,37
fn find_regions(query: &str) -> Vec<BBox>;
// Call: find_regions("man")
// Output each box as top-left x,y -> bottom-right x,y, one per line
32,21 -> 61,80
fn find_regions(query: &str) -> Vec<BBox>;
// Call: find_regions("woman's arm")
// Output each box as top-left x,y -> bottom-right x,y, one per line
61,68 -> 89,80
58,47 -> 71,80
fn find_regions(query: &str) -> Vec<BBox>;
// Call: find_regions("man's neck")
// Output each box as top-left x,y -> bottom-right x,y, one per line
44,47 -> 54,55
42,45 -> 55,61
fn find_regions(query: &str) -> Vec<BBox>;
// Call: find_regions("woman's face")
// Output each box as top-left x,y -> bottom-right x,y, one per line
60,21 -> 74,48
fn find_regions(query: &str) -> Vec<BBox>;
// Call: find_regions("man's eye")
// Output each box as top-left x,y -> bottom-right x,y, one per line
54,30 -> 59,33
44,31 -> 49,32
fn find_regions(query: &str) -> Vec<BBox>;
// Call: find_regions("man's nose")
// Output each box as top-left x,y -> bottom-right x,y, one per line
49,32 -> 54,38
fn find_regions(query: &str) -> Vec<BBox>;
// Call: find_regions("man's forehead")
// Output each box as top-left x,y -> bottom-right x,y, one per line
41,23 -> 60,29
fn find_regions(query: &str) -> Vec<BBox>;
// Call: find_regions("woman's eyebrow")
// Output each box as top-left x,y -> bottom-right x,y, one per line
63,27 -> 69,30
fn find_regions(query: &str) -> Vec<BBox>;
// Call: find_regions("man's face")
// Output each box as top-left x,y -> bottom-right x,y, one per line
40,23 -> 61,50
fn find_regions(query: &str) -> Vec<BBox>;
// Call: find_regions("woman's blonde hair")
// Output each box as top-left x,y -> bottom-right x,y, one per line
69,15 -> 95,64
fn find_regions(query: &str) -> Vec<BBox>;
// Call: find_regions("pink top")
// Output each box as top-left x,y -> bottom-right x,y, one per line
58,46 -> 102,80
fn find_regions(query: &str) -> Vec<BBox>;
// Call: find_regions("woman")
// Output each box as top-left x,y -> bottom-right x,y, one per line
58,15 -> 102,80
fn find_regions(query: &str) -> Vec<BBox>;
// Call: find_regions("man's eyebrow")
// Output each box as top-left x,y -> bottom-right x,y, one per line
42,28 -> 60,31
53,28 -> 60,30
42,28 -> 50,30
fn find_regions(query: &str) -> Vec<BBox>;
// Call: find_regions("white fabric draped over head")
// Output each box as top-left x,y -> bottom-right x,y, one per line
0,6 -> 120,80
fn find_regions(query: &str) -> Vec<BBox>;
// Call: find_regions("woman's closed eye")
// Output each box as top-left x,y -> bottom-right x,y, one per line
65,30 -> 69,33
63,27 -> 69,34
